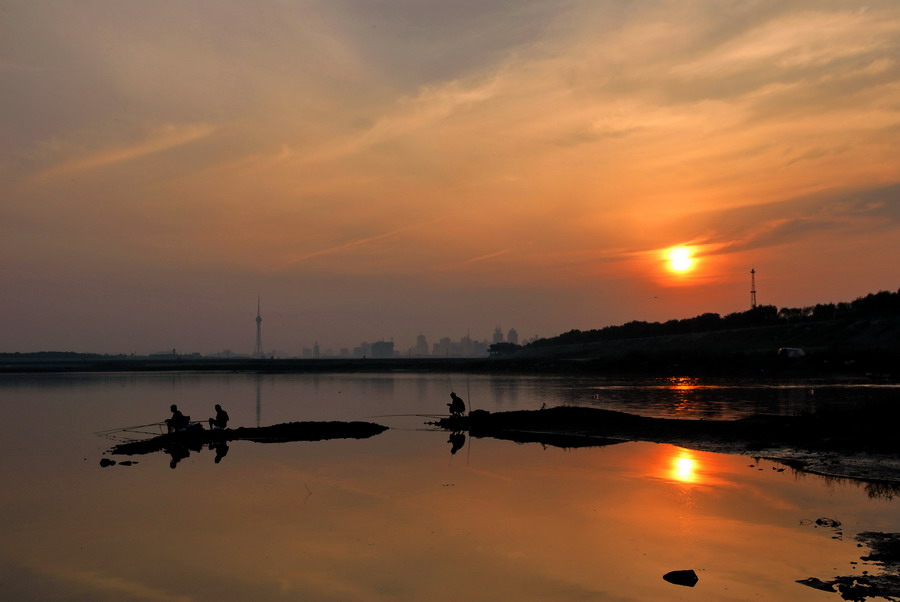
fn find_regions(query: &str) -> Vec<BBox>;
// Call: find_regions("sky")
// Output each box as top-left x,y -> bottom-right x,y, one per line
2,0 -> 899,355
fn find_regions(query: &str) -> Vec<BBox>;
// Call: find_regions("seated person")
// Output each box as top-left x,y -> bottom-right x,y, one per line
166,404 -> 190,433
208,404 -> 229,430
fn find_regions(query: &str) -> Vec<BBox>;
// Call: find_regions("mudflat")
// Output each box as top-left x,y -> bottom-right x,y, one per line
435,406 -> 900,485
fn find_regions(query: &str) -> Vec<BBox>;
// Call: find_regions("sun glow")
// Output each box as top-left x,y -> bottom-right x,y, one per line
666,246 -> 696,273
667,450 -> 705,484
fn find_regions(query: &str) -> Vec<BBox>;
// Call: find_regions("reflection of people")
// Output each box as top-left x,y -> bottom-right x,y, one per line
167,439 -> 202,468
448,431 -> 466,455
208,404 -> 229,430
167,444 -> 190,469
209,441 -> 230,464
448,392 -> 466,417
166,404 -> 190,433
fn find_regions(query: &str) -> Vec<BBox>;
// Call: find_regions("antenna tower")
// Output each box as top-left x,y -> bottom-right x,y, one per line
750,269 -> 758,309
254,296 -> 264,358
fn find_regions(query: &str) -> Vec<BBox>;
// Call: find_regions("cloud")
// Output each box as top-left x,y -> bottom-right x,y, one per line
280,218 -> 446,268
31,123 -> 216,182
458,249 -> 513,265
671,183 -> 900,257
45,567 -> 191,602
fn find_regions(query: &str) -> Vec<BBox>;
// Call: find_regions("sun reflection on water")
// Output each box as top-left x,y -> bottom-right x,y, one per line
669,449 -> 702,485
664,376 -> 702,416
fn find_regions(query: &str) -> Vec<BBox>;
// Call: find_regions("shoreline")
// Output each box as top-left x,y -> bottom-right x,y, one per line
0,355 -> 897,380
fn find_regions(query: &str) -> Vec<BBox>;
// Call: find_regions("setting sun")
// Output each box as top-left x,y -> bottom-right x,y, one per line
666,247 -> 696,273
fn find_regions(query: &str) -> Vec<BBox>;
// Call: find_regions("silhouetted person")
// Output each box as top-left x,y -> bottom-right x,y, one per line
166,404 -> 190,433
448,431 -> 466,455
208,404 -> 229,430
448,392 -> 466,417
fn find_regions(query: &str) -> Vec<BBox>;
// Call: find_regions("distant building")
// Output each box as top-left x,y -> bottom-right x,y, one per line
371,340 -> 394,358
507,328 -> 519,345
493,327 -> 504,344
413,334 -> 429,357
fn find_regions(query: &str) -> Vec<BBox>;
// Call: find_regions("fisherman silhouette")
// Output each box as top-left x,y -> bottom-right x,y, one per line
448,392 -> 466,417
166,404 -> 190,433
448,431 -> 466,455
208,404 -> 229,430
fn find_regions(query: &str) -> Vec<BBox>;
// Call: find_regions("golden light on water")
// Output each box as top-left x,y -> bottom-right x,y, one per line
675,456 -> 697,482
670,450 -> 701,484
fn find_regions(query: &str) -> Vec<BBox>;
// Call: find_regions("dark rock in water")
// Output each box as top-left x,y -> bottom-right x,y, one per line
109,420 -> 389,456
796,577 -> 836,592
816,517 -> 842,528
799,532 -> 900,600
99,458 -> 116,467
663,569 -> 699,587
118,461 -> 136,466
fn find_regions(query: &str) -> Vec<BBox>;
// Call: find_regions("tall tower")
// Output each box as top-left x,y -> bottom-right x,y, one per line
254,296 -> 264,358
750,269 -> 758,309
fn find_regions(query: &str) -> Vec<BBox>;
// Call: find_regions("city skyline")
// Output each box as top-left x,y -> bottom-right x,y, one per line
3,2 -> 899,355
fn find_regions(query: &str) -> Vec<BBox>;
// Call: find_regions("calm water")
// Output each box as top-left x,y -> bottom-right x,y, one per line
1,372 -> 899,601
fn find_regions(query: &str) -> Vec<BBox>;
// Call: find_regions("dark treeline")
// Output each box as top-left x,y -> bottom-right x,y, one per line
0,351 -> 112,360
525,289 -> 900,349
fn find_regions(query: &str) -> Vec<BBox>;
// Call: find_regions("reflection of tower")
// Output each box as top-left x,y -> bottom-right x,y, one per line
750,269 -> 758,309
255,374 -> 261,427
254,297 -> 264,358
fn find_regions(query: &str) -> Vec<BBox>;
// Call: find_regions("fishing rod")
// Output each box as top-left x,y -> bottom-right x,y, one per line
94,421 -> 166,436
466,380 -> 473,465
367,413 -> 447,419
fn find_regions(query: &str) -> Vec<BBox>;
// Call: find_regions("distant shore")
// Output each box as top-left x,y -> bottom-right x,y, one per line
0,353 -> 896,379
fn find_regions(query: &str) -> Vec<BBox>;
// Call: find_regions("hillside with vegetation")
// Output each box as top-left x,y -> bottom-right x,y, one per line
494,290 -> 900,376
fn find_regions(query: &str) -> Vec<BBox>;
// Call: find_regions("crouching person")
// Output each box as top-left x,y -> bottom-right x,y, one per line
208,404 -> 229,430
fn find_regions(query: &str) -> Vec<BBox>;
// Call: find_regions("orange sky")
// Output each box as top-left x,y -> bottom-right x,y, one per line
2,1 -> 899,354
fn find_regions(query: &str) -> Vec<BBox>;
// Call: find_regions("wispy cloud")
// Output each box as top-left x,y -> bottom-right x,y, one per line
46,567 -> 191,602
281,218 -> 445,268
33,123 -> 216,181
459,249 -> 512,264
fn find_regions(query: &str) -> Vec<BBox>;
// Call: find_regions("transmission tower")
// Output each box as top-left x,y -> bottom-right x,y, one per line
254,296 -> 264,358
750,269 -> 758,309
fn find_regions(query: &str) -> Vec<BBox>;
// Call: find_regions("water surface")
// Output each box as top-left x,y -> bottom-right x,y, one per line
1,373 -> 897,601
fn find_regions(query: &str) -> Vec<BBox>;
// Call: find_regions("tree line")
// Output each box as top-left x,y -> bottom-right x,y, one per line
522,288 -> 900,349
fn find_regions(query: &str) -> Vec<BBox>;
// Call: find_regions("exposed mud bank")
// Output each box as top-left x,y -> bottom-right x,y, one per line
435,406 -> 900,485
108,421 -> 389,456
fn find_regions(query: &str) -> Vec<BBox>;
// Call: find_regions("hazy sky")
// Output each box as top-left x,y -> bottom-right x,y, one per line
3,0 -> 899,355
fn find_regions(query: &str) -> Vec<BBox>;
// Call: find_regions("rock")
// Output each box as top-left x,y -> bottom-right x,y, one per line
99,458 -> 116,467
816,517 -> 842,528
663,569 -> 699,587
796,577 -> 836,592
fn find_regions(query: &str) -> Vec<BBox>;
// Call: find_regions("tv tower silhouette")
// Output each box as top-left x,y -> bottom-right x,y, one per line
750,269 -> 758,309
254,296 -> 264,358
